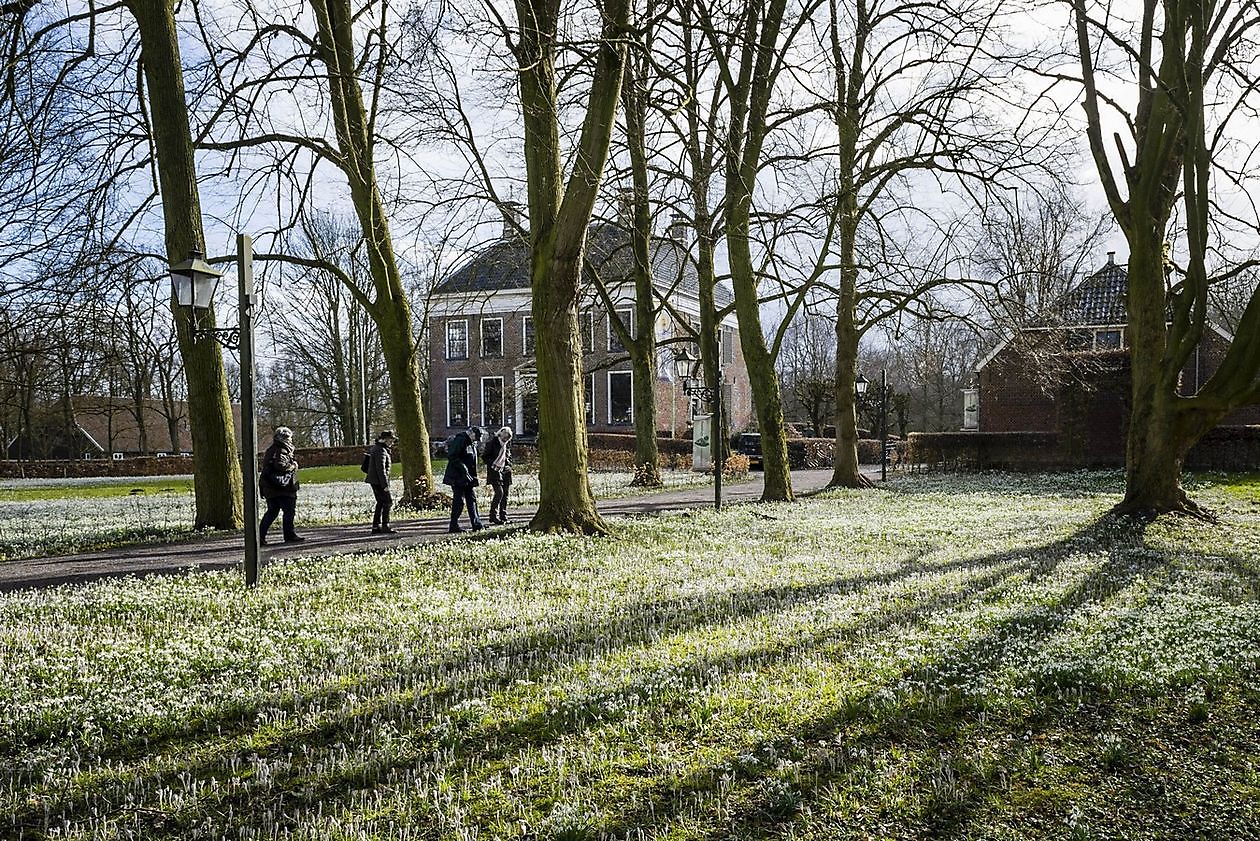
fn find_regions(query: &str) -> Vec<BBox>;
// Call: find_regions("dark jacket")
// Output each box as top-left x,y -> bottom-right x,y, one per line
365,441 -> 392,487
441,432 -> 479,489
260,440 -> 299,498
482,436 -> 512,484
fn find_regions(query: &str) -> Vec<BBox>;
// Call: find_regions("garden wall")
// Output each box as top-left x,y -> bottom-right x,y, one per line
908,427 -> 1260,472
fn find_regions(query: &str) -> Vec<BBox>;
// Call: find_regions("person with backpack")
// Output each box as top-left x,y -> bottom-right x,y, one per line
363,429 -> 397,534
441,426 -> 484,533
259,426 -> 304,544
481,426 -> 514,525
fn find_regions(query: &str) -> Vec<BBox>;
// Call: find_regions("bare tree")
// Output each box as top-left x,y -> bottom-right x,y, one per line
817,0 -> 1057,488
3,0 -> 244,528
265,214 -> 388,446
1072,0 -> 1260,516
972,182 -> 1114,329
198,0 -> 438,504
778,307 -> 837,436
492,0 -> 631,533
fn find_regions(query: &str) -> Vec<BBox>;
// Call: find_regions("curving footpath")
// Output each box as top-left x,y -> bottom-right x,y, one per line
0,469 -> 859,592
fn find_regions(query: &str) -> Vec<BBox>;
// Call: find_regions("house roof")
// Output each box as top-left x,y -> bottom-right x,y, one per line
434,222 -> 734,307
1029,256 -> 1128,327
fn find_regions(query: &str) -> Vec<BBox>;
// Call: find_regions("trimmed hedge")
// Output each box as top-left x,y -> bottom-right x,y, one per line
906,432 -> 1064,471
1185,426 -> 1260,471
908,427 -> 1260,472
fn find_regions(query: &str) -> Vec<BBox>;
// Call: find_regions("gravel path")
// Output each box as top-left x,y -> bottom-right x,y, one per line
1,469 -> 849,591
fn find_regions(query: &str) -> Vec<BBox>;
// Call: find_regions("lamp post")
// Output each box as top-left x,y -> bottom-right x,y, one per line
880,369 -> 889,482
674,347 -> 723,511
169,236 -> 261,586
854,371 -> 888,481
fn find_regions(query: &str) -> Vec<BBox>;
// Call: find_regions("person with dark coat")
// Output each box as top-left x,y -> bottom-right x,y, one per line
259,426 -> 304,544
365,429 -> 397,534
482,425 -> 514,525
441,426 -> 484,533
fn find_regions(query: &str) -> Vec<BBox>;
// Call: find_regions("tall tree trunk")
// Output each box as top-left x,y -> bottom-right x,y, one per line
723,0 -> 794,502
515,0 -> 629,533
728,209 -> 792,500
1074,0 -> 1260,517
130,0 -> 242,529
309,0 -> 434,502
622,54 -> 661,484
830,286 -> 868,488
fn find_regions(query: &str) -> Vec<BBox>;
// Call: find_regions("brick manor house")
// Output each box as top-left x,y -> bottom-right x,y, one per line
965,252 -> 1260,462
428,215 -> 754,440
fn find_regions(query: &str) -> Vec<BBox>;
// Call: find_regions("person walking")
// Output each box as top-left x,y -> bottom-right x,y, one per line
482,425 -> 514,525
365,429 -> 397,534
441,426 -> 484,533
259,426 -> 304,545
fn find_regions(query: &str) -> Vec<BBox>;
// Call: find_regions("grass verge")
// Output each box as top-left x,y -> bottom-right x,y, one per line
0,471 -> 1257,838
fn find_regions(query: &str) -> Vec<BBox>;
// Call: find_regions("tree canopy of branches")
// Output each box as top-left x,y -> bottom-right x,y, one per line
3,0 -> 245,528
1072,0 -> 1260,517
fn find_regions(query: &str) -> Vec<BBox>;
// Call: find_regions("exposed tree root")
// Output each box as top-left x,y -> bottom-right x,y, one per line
529,507 -> 612,536
1110,488 -> 1218,524
827,473 -> 875,490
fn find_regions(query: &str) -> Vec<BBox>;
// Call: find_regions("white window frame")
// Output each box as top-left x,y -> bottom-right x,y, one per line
607,307 -> 633,352
523,315 -> 535,355
607,370 -> 633,425
445,319 -> 468,360
446,378 -> 469,428
481,317 -> 503,358
1093,328 -> 1123,350
481,376 -> 505,429
581,310 -> 594,353
585,373 -> 596,425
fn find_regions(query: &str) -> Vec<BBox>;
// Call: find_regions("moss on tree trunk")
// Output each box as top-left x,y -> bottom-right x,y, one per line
131,0 -> 243,530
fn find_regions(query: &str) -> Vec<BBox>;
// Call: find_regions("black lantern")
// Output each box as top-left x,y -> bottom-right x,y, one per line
169,249 -> 239,348
854,373 -> 870,397
169,249 -> 223,309
673,347 -> 702,392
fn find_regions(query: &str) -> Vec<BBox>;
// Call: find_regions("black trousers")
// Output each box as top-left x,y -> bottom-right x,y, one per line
260,495 -> 297,539
488,476 -> 511,522
371,483 -> 392,528
449,485 -> 482,530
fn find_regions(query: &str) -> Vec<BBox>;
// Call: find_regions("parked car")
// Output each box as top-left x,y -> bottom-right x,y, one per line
737,432 -> 762,469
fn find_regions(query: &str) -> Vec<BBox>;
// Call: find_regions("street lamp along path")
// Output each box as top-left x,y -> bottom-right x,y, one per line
169,237 -> 262,587
673,347 -> 724,511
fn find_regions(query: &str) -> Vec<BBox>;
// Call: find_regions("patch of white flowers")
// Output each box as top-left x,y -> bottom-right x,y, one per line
0,470 -> 713,561
0,471 -> 1256,839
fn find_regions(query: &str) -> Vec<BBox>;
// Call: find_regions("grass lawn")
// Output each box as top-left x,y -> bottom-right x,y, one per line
0,462 -> 437,502
1,471 -> 1258,839
0,467 -> 713,561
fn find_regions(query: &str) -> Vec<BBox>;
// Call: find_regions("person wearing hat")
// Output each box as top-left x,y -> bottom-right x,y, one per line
365,429 -> 397,534
259,426 -> 304,544
441,425 -> 484,532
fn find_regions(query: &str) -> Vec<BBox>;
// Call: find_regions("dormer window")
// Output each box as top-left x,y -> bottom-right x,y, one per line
1094,328 -> 1123,350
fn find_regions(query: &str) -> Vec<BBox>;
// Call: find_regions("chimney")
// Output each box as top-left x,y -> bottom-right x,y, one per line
500,201 -> 525,239
667,212 -> 690,245
1106,250 -> 1115,265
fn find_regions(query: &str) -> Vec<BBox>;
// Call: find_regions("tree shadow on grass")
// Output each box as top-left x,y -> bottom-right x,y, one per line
6,516 -> 1162,839
5,536 -> 996,833
30,548 -> 1035,839
623,518 -> 1260,840
590,516 -> 1179,837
